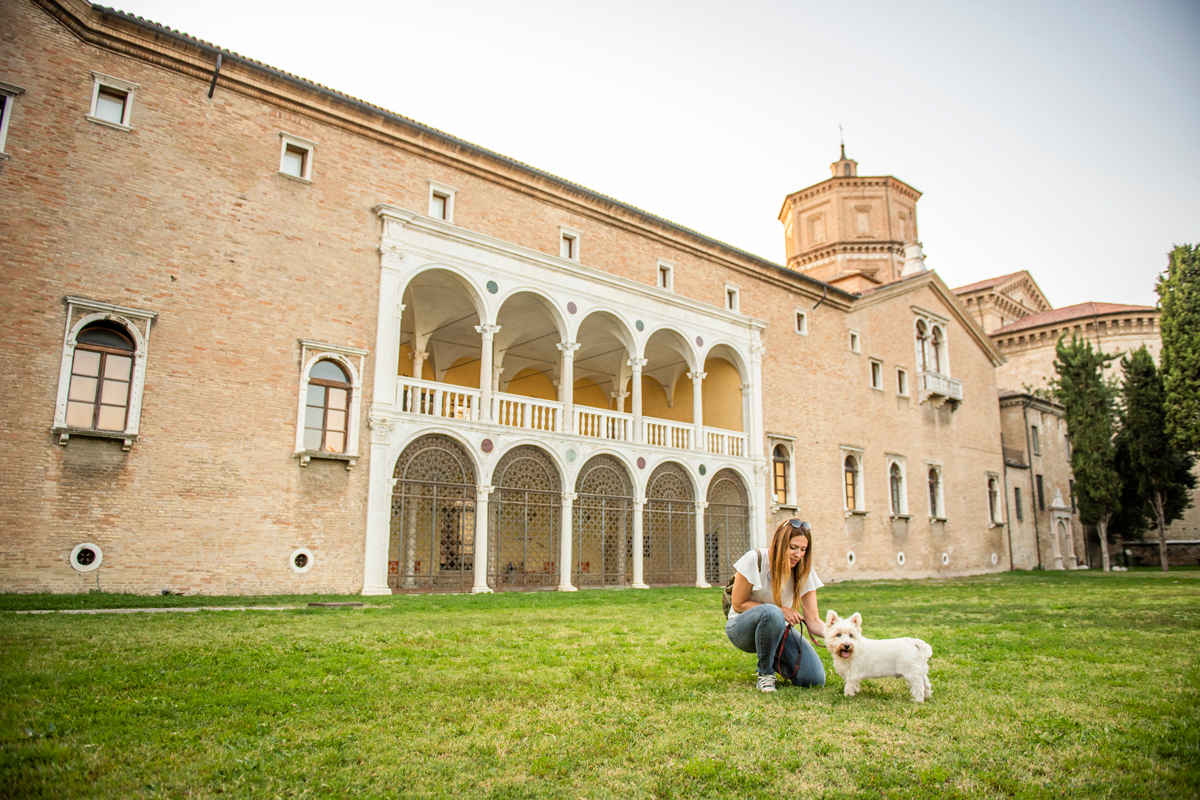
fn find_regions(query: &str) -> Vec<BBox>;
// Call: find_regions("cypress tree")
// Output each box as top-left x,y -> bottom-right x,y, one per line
1120,347 -> 1197,570
1053,335 -> 1120,570
1157,244 -> 1200,454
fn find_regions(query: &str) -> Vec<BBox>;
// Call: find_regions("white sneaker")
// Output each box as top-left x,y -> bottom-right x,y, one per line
756,674 -> 777,693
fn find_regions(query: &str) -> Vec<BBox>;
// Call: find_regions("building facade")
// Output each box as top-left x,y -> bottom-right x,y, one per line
3,0 -> 1012,595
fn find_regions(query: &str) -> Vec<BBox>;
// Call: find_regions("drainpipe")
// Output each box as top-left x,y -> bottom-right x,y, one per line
1023,400 -> 1042,570
1000,431 -> 1015,571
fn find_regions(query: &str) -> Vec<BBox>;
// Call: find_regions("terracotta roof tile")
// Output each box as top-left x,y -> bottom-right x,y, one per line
951,271 -> 1025,295
992,302 -> 1156,335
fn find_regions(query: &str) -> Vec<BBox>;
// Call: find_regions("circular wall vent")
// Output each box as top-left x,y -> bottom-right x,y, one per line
991,552 -> 999,566
845,550 -> 856,566
941,552 -> 950,566
291,548 -> 315,574
70,543 -> 103,573
896,551 -> 906,566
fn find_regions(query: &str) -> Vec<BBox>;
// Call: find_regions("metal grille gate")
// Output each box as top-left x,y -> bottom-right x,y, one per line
704,469 -> 750,585
573,455 -> 634,587
389,435 -> 476,592
489,446 -> 561,590
643,462 -> 695,585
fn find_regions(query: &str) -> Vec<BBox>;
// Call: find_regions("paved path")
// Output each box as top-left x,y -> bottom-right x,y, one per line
15,605 -> 373,615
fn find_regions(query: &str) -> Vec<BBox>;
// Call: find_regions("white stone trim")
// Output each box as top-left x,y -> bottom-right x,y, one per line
428,180 -> 457,222
767,435 -> 798,510
295,340 -> 368,468
886,455 -> 908,517
869,358 -> 883,391
86,72 -> 138,130
926,461 -> 945,520
290,547 -> 315,574
896,366 -> 909,397
656,259 -> 675,292
793,307 -> 808,336
848,329 -> 861,354
986,472 -> 1004,525
278,132 -> 318,182
724,282 -> 740,313
70,543 -> 103,572
52,297 -> 156,448
841,446 -> 865,513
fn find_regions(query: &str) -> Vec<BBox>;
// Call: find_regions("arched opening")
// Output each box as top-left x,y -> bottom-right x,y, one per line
489,446 -> 562,590
641,328 -> 697,448
643,462 -> 695,585
890,463 -> 904,516
704,469 -> 750,584
494,292 -> 567,431
572,455 -> 634,587
700,356 -> 743,431
389,434 -> 477,592
304,360 -> 352,453
915,320 -> 929,372
65,321 -> 136,432
399,269 -> 485,383
575,311 -> 634,411
844,455 -> 860,511
772,444 -> 790,505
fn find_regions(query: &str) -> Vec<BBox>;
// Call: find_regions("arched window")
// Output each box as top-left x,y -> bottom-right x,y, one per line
772,445 -> 789,505
889,463 -> 903,516
844,455 -> 859,511
65,322 -> 135,431
930,326 -> 943,373
916,320 -> 929,371
988,477 -> 1000,523
928,467 -> 942,518
304,360 -> 351,452
843,163 -> 852,177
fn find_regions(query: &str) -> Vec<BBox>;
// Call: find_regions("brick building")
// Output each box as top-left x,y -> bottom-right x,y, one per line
3,0 -> 1016,595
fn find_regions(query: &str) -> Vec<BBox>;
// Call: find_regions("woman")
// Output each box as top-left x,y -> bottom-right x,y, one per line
725,518 -> 826,692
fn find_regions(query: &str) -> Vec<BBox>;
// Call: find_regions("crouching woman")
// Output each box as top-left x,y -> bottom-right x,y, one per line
726,519 -> 826,693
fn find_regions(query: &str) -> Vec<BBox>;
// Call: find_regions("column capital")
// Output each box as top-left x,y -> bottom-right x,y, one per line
627,357 -> 648,370
750,343 -> 767,361
694,500 -> 709,511
633,497 -> 647,509
409,350 -> 428,361
688,371 -> 708,383
740,383 -> 753,392
475,324 -> 502,339
610,391 -> 630,400
395,303 -> 406,314
556,341 -> 581,354
561,491 -> 578,502
476,485 -> 495,496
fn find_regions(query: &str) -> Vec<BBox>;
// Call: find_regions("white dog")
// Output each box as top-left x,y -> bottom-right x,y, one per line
823,610 -> 933,703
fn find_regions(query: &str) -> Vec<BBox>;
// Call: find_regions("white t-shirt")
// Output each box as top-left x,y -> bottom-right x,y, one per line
727,548 -> 823,621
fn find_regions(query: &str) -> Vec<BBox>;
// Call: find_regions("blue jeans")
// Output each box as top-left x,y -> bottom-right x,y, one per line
725,604 -> 826,687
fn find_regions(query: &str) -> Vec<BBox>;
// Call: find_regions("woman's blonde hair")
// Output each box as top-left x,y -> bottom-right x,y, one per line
769,519 -> 813,611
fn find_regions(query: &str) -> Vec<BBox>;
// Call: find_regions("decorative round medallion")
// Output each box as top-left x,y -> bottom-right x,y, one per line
486,280 -> 498,295
481,438 -> 494,453
567,301 -> 577,315
696,336 -> 704,347
698,464 -> 707,476
635,320 -> 644,332
565,447 -> 577,463
896,551 -> 906,566
846,550 -> 856,566
636,456 -> 646,470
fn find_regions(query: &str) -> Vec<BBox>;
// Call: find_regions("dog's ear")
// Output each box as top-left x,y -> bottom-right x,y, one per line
849,612 -> 862,629
825,609 -> 839,626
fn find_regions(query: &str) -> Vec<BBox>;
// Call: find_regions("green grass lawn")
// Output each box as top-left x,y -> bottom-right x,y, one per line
1,570 -> 1197,799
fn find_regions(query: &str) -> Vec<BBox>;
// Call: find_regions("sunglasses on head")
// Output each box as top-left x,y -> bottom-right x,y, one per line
788,519 -> 811,532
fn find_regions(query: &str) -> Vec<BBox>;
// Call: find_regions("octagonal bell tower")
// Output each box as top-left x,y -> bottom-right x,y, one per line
778,147 -> 926,293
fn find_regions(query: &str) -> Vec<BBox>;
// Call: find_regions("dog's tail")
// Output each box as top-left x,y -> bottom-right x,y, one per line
914,639 -> 932,659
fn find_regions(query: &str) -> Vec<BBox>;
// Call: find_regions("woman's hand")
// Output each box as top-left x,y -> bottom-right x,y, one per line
782,606 -> 803,626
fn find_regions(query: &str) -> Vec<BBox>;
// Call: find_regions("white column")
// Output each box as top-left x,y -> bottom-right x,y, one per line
472,486 -> 494,593
694,499 -> 710,588
361,445 -> 395,595
689,371 -> 707,452
491,366 -> 504,394
559,491 -> 578,591
610,391 -> 629,412
410,350 -> 428,380
557,341 -> 580,433
748,342 -> 766,460
476,325 -> 501,421
373,253 -> 404,407
632,498 -> 648,588
628,357 -> 647,442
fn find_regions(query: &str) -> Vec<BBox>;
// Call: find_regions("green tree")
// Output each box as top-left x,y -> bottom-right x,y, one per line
1054,335 -> 1121,570
1157,244 -> 1200,454
1119,347 -> 1197,570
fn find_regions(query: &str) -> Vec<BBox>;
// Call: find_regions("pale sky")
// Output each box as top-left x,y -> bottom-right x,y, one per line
111,0 -> 1200,309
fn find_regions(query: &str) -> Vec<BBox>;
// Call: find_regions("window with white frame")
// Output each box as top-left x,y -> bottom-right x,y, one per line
53,297 -> 156,449
870,359 -> 883,390
278,132 -> 317,182
725,283 -> 740,312
1031,424 -> 1041,455
295,340 -> 367,467
842,448 -> 864,512
657,259 -> 674,291
849,330 -> 861,353
896,367 -> 908,396
0,80 -> 25,158
559,226 -> 581,261
914,314 -> 949,375
428,181 -> 456,222
987,475 -> 1002,524
887,457 -> 907,516
87,72 -> 139,130
927,464 -> 945,519
794,308 -> 808,336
